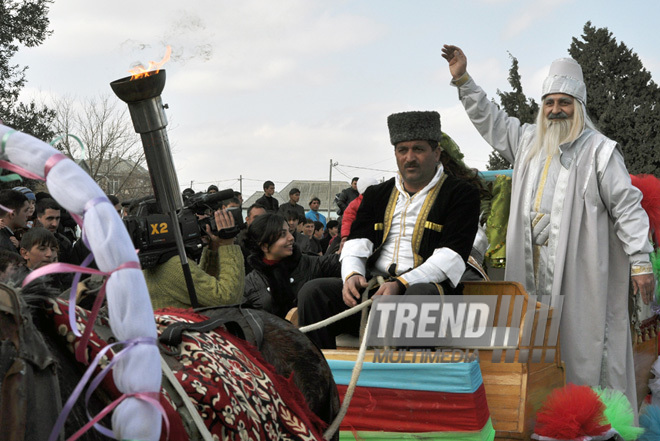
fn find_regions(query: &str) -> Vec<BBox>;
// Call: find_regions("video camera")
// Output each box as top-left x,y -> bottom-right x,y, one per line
123,188 -> 243,268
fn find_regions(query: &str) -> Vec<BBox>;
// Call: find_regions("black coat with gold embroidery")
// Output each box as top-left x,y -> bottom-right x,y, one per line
348,174 -> 480,272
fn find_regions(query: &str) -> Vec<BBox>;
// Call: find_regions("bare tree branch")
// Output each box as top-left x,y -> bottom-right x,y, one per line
49,93 -> 151,199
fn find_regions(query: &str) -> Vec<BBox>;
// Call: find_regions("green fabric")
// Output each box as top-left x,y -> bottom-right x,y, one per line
339,418 -> 495,441
485,175 -> 511,268
439,132 -> 468,169
593,387 -> 644,441
440,132 -> 491,221
143,244 -> 245,309
652,249 -> 660,302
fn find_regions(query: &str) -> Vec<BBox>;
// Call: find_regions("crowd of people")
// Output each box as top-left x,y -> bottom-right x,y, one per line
0,186 -> 90,287
0,47 -> 656,417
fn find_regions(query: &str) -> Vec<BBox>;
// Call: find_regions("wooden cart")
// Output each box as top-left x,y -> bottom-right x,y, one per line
322,281 -> 658,440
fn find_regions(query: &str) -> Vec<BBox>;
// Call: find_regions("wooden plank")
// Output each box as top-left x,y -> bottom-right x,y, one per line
521,363 -> 565,438
495,430 -> 525,440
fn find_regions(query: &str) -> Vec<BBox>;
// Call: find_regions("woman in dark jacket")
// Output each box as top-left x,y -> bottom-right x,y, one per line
243,213 -> 340,318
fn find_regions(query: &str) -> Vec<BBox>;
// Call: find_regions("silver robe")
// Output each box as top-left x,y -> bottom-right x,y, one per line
454,76 -> 653,409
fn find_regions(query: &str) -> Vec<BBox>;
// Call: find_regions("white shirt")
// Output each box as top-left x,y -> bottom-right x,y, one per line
340,164 -> 465,287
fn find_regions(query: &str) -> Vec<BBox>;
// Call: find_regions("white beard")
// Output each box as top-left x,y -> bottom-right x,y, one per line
528,117 -> 573,161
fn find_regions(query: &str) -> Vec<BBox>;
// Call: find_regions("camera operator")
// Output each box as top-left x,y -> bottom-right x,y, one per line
143,208 -> 245,310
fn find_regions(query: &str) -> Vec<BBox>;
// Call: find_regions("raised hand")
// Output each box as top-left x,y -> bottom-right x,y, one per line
441,44 -> 468,80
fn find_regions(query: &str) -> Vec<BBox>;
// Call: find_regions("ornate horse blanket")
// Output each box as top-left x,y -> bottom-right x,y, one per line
45,299 -> 325,440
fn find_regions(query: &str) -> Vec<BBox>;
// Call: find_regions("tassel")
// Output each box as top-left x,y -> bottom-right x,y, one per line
535,384 -> 611,439
639,405 -> 660,441
593,387 -> 644,441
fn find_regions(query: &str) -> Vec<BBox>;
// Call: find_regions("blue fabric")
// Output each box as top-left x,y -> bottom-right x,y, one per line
328,359 -> 483,393
305,210 -> 327,228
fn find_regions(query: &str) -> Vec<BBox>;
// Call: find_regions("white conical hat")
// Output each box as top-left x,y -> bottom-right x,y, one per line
541,58 -> 587,104
357,176 -> 378,194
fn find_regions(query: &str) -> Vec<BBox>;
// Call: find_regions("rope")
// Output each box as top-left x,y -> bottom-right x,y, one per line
359,276 -> 385,341
322,308 -> 373,440
298,277 -> 381,334
160,357 -> 214,441
297,276 -> 384,441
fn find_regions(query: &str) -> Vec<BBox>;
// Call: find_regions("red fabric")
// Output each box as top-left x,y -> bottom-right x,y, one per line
341,195 -> 363,238
155,308 -> 326,440
159,391 -> 188,441
46,300 -> 325,441
336,383 -> 490,432
630,174 -> 660,245
535,384 -> 610,438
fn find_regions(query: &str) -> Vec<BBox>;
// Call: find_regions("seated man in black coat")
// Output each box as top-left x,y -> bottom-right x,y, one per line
298,111 -> 481,348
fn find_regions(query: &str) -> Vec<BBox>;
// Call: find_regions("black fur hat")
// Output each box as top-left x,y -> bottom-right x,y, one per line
387,111 -> 441,145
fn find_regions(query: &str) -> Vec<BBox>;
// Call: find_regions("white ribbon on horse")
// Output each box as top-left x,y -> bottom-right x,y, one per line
0,126 -> 162,441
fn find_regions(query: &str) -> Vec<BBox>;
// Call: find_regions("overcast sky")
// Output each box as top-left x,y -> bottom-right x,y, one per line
14,0 -> 660,200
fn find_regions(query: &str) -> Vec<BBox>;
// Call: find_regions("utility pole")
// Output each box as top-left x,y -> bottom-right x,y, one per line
328,159 -> 338,219
239,175 -> 243,194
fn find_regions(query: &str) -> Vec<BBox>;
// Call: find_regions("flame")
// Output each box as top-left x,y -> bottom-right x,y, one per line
129,46 -> 172,80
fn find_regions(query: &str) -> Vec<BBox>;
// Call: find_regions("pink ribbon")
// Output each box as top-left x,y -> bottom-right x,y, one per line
23,195 -> 128,357
44,153 -> 68,179
23,260 -> 141,363
69,392 -> 168,441
0,147 -> 68,182
47,337 -> 169,441
1,130 -> 163,440
69,392 -> 167,441
0,159 -> 44,181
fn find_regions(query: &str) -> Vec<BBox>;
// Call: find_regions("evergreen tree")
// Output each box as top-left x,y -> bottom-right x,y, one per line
569,21 -> 660,176
0,0 -> 55,141
487,53 -> 539,170
485,149 -> 512,171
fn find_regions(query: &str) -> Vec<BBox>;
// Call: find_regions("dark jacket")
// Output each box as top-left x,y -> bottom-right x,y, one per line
336,186 -> 359,215
350,175 -> 479,278
0,228 -> 18,253
243,245 -> 340,318
54,231 -> 73,264
255,194 -> 279,213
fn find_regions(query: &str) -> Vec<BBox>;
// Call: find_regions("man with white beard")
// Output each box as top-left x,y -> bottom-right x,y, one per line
442,44 -> 655,412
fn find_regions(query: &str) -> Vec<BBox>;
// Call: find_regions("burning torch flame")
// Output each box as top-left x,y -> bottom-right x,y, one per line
129,46 -> 172,80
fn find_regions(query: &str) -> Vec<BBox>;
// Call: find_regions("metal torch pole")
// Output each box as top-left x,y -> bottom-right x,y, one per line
110,71 -> 200,307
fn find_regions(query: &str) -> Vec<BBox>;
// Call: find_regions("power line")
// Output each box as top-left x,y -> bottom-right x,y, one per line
177,176 -> 291,190
364,157 -> 395,167
335,163 -> 397,173
332,166 -> 353,180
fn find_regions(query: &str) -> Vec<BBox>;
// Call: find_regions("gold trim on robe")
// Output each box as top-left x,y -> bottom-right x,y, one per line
424,221 -> 443,233
374,172 -> 448,272
381,186 -> 400,241
412,173 -> 448,267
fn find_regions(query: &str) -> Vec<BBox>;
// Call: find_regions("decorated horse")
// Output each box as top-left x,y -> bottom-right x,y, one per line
0,125 -> 339,440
